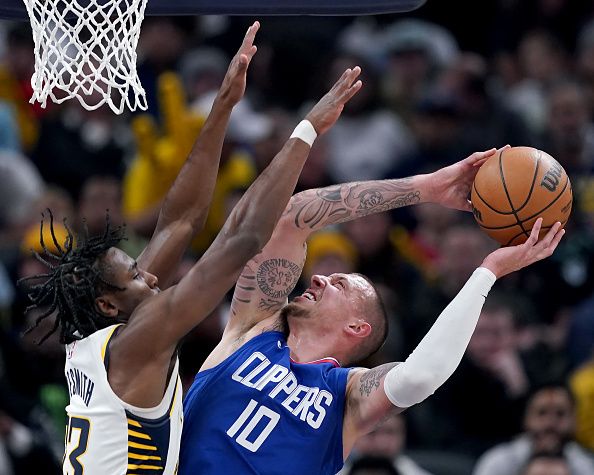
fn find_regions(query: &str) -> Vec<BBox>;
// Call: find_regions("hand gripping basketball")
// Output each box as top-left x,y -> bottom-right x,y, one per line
427,148 -> 499,212
480,218 -> 565,279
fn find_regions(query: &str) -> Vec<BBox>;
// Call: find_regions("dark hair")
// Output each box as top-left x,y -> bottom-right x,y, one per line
349,273 -> 389,365
526,381 -> 575,410
18,210 -> 126,345
349,456 -> 401,475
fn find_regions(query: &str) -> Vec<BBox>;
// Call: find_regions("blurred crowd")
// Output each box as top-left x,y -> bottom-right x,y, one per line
1,0 -> 594,474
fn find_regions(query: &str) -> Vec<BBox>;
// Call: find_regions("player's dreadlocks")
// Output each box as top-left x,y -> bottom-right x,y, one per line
18,209 -> 126,345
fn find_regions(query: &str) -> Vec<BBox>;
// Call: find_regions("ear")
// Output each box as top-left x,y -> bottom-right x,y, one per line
345,320 -> 372,339
95,296 -> 119,318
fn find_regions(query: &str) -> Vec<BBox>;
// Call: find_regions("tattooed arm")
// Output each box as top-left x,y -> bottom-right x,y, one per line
342,364 -> 401,456
285,147 -> 499,235
286,177 -> 424,233
222,149 -> 500,341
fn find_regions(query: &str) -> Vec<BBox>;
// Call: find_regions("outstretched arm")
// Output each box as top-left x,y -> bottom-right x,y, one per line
227,148 -> 499,333
285,147 -> 499,236
136,22 -> 259,289
342,219 -> 565,455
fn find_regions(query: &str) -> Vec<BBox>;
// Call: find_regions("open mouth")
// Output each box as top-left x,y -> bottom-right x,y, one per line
301,289 -> 317,302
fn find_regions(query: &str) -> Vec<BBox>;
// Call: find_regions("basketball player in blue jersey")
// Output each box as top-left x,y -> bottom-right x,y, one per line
19,20 -> 365,474
179,150 -> 566,473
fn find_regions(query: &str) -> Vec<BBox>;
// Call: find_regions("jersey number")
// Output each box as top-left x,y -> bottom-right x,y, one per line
226,399 -> 280,452
65,416 -> 90,475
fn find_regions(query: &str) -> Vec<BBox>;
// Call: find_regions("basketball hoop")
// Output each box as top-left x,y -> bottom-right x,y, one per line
8,0 -> 428,114
23,0 -> 148,114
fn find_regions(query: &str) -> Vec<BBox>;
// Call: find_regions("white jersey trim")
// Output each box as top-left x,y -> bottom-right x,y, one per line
91,324 -> 181,420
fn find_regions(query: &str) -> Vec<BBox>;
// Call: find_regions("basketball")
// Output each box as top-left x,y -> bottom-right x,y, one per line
470,147 -> 573,246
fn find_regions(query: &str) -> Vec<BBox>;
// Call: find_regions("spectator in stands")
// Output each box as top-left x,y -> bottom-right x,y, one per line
386,90 -> 468,182
570,355 -> 594,452
32,101 -> 130,199
0,409 -> 60,475
343,212 -> 422,340
401,224 -> 494,350
380,19 -> 458,121
348,456 -> 402,475
324,53 -> 415,183
520,453 -> 571,475
136,17 -> 195,117
0,25 -> 40,151
78,175 -> 146,258
341,415 -> 431,475
410,293 -> 564,457
301,230 -> 358,285
473,383 -> 594,475
0,150 -> 44,251
436,52 -> 534,152
539,80 -> 594,179
505,30 -> 569,136
0,101 -> 20,151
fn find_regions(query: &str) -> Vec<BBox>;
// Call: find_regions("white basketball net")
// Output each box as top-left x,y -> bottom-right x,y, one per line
23,0 -> 149,114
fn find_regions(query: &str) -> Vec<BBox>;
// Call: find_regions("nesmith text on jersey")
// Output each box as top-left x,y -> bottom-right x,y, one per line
66,367 -> 95,406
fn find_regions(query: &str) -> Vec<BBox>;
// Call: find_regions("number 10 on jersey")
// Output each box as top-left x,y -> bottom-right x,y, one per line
227,399 -> 280,452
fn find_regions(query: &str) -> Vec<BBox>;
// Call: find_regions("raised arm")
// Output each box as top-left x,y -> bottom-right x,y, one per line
109,67 -> 363,406
341,219 -> 565,455
135,22 -> 260,289
226,148 -> 499,333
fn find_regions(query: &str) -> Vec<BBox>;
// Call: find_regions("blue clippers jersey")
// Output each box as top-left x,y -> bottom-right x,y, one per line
179,331 -> 352,475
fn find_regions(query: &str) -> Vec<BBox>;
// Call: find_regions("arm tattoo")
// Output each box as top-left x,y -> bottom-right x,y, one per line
359,363 -> 398,397
258,298 -> 284,312
287,179 -> 421,230
256,258 -> 301,299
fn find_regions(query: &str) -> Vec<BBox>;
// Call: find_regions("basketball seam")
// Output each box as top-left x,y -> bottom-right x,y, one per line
476,177 -> 571,230
504,218 -> 569,246
499,148 -> 530,238
513,151 -> 541,213
472,182 -> 516,215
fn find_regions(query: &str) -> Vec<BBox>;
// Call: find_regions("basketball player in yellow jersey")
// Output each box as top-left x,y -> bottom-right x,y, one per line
19,20 -> 364,474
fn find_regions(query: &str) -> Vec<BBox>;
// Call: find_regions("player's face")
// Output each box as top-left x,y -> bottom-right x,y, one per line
524,388 -> 574,453
290,273 -> 374,325
96,247 -> 160,319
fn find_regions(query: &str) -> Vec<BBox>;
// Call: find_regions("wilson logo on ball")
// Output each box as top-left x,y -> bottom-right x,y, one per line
540,162 -> 564,192
472,205 -> 483,222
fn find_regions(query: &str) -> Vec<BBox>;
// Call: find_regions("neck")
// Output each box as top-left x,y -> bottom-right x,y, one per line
286,323 -> 342,365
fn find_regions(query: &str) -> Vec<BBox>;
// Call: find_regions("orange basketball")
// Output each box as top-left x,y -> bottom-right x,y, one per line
470,147 -> 573,246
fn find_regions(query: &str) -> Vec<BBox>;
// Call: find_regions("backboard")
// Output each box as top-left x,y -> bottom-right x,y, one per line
0,0 -> 427,19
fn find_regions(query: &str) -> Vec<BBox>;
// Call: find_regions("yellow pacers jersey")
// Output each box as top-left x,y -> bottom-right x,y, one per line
63,325 -> 183,475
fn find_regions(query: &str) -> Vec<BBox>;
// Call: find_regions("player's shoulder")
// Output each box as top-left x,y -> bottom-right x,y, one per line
66,324 -> 124,357
84,323 -> 124,344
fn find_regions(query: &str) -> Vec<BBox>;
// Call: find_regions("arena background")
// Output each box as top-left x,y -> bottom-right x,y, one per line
0,1 -> 594,474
